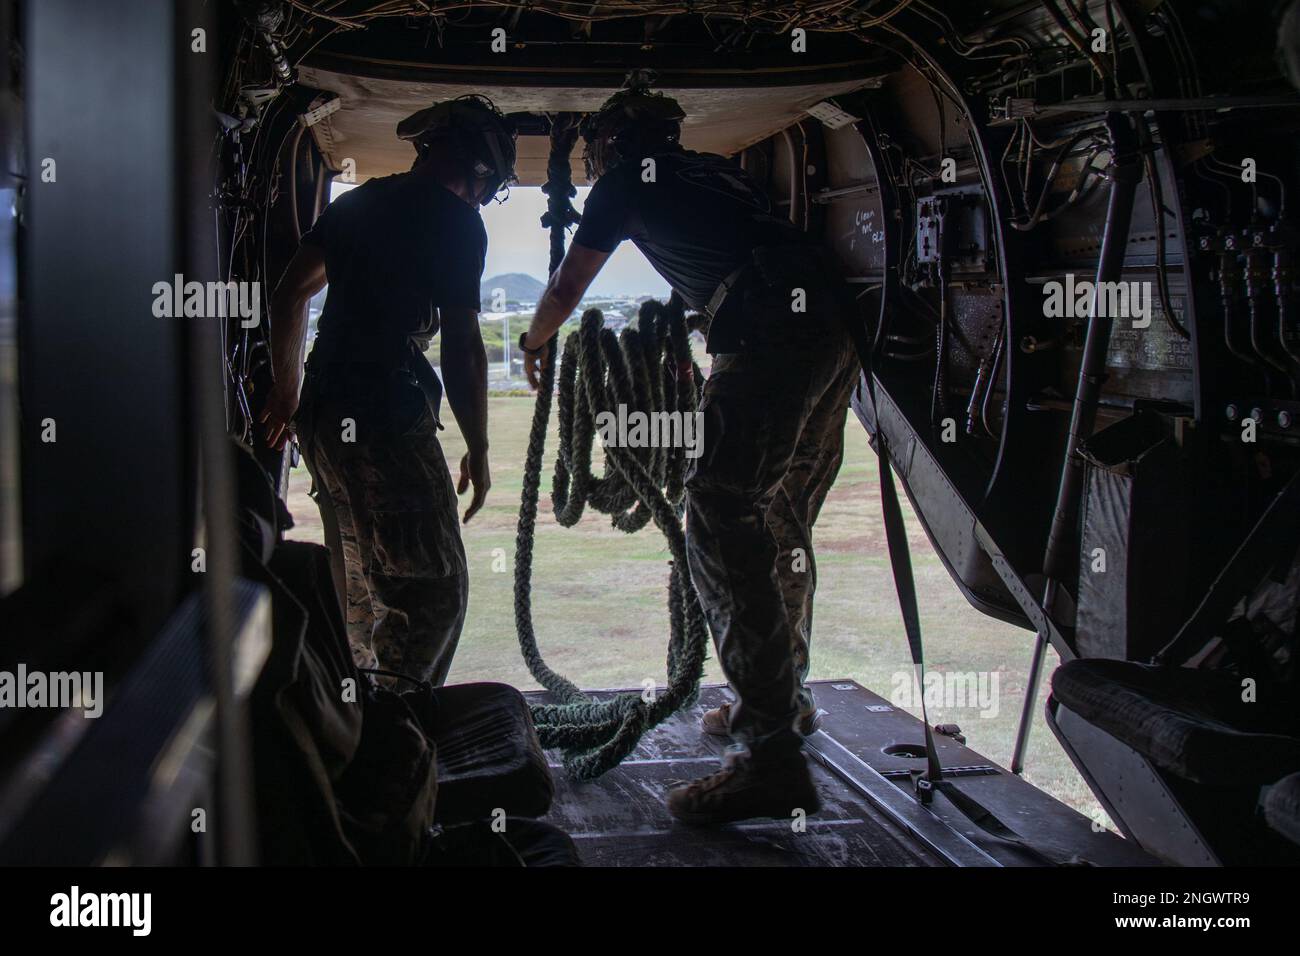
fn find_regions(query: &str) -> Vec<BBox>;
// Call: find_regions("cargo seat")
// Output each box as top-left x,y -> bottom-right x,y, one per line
1263,772 -> 1300,847
233,440 -> 567,862
401,681 -> 556,825
1050,659 -> 1300,786
1049,657 -> 1300,864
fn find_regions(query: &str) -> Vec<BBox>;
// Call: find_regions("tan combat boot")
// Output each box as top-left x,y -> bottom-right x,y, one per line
700,700 -> 822,737
667,747 -> 820,826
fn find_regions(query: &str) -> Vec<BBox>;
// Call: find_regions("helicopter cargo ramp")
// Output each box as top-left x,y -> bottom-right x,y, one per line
529,680 -> 1158,867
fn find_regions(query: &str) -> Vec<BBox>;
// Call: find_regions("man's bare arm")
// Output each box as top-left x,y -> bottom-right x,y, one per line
440,306 -> 491,522
522,241 -> 611,389
440,307 -> 489,455
261,243 -> 327,449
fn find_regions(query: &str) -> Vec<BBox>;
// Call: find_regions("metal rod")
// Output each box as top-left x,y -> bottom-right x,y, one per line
1011,112 -> 1143,774
1041,112 -> 1143,589
1010,580 -> 1053,775
812,182 -> 881,203
993,95 -> 1300,120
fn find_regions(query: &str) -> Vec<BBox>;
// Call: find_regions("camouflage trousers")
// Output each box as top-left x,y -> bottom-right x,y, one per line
685,283 -> 858,759
297,367 -> 468,686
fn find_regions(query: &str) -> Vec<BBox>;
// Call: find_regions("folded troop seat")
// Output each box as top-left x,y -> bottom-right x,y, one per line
1048,658 -> 1300,865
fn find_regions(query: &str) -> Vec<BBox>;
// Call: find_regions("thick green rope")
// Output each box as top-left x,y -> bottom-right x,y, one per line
513,297 -> 711,780
514,115 -> 709,779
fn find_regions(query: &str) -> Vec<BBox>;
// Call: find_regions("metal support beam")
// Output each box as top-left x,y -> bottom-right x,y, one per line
22,0 -> 255,863
1012,112 -> 1144,774
22,0 -> 186,636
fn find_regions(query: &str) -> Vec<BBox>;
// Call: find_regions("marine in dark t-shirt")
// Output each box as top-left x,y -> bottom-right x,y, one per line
302,172 -> 488,366
573,148 -> 810,349
264,95 -> 517,686
521,87 -> 857,827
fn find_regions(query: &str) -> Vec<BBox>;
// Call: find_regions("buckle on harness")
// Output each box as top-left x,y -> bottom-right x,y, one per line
912,772 -> 937,805
706,260 -> 752,320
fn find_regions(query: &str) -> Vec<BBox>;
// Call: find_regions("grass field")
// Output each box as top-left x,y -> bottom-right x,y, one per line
285,393 -> 1106,822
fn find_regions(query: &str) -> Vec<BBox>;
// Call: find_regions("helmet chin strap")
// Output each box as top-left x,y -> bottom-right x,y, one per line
473,178 -> 498,206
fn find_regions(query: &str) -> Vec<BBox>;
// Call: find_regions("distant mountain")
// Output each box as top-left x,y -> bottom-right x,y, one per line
480,272 -> 546,310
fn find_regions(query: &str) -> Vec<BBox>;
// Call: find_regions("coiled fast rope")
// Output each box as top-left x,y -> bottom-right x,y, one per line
513,115 -> 710,779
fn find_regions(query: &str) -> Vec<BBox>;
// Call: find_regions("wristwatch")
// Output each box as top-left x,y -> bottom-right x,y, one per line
519,332 -> 545,356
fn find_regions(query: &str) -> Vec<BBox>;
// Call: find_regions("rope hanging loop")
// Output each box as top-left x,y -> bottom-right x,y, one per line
514,296 -> 711,779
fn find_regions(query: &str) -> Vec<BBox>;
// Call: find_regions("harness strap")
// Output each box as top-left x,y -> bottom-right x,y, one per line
843,278 -> 1087,866
705,243 -> 832,321
705,259 -> 752,320
873,428 -> 946,796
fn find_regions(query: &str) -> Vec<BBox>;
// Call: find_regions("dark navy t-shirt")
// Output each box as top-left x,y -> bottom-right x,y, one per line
573,149 -> 808,314
302,172 -> 486,365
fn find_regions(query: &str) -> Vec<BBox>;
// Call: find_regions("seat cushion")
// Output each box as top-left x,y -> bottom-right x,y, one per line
419,682 -> 555,824
1051,659 -> 1300,786
1264,772 -> 1300,847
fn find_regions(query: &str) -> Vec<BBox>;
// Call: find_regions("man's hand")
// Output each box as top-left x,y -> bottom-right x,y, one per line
522,332 -> 550,391
457,449 -> 491,523
260,380 -> 300,451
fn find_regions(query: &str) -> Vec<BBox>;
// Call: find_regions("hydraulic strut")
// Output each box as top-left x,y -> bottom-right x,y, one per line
1012,112 -> 1143,774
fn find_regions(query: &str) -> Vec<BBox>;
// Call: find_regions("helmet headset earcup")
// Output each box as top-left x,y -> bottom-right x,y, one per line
580,86 -> 685,180
397,95 -> 517,204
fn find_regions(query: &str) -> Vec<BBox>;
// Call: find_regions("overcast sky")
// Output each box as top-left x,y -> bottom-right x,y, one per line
331,181 -> 670,298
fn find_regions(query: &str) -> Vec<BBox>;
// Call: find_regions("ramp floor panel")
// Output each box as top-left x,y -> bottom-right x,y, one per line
528,680 -> 1156,867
